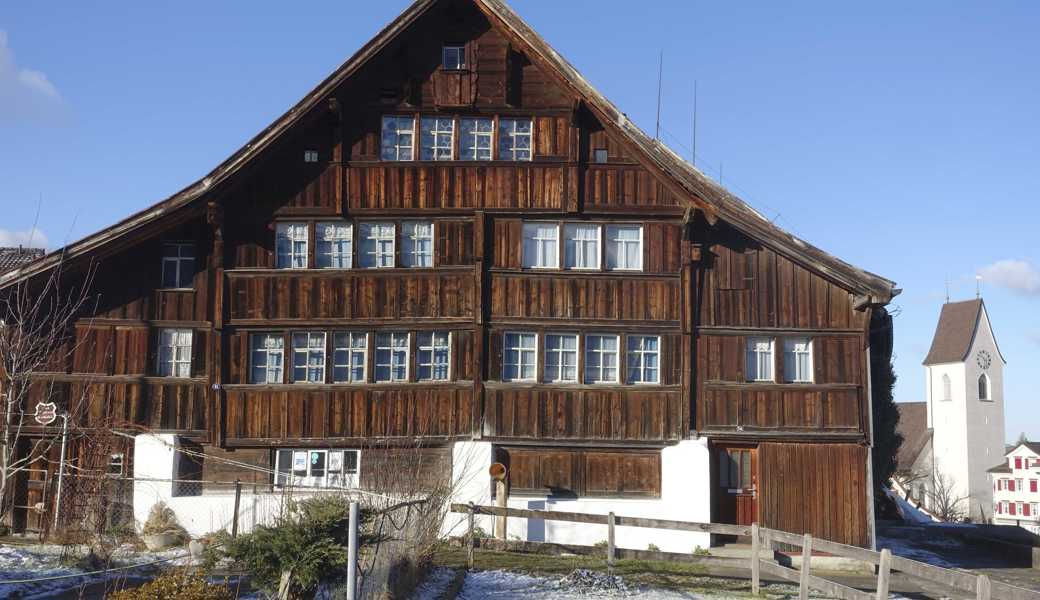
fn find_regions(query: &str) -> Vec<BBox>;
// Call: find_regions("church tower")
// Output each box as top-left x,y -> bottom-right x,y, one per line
923,298 -> 1006,521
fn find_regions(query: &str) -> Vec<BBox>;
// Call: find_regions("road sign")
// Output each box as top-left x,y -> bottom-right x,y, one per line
34,402 -> 57,426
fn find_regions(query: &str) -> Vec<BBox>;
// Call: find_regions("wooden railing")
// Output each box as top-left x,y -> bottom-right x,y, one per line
450,503 -> 1040,600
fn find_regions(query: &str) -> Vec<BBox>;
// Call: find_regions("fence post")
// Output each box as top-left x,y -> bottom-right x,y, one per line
876,548 -> 891,600
976,574 -> 991,600
347,501 -> 359,600
231,479 -> 242,537
799,533 -> 812,600
751,522 -> 760,595
607,512 -> 616,576
467,502 -> 476,569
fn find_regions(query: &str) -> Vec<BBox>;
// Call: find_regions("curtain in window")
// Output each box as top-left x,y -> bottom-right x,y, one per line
522,223 -> 558,268
564,224 -> 600,269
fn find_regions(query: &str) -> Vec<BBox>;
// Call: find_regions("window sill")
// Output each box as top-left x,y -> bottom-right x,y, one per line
157,288 -> 195,292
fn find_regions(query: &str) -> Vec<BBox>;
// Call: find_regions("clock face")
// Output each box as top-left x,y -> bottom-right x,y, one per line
976,349 -> 992,370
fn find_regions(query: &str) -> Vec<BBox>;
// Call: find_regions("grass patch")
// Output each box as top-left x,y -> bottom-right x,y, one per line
432,546 -> 808,598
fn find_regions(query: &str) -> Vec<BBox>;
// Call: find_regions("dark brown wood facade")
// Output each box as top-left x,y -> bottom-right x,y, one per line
0,0 -> 893,547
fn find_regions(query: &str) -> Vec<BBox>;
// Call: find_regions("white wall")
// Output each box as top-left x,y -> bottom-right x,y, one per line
441,440 -> 495,538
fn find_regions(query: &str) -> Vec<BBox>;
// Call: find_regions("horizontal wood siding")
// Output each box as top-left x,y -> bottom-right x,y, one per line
490,275 -> 680,322
758,442 -> 870,547
584,165 -> 681,210
502,447 -> 661,497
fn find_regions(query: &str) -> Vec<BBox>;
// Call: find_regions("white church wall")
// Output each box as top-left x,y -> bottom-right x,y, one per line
962,308 -> 1006,520
927,362 -> 970,500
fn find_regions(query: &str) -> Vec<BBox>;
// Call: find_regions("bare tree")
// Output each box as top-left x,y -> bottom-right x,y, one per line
926,470 -> 971,522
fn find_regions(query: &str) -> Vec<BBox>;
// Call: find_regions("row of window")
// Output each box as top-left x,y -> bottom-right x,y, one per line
501,332 -> 661,385
274,449 -> 360,489
275,221 -> 433,270
382,115 -> 533,162
996,478 -> 1039,493
938,373 -> 993,402
521,222 -> 643,271
1011,456 -> 1040,470
745,337 -> 814,383
998,500 -> 1039,518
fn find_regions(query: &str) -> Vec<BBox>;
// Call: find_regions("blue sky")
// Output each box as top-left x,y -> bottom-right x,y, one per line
2,1 -> 1037,440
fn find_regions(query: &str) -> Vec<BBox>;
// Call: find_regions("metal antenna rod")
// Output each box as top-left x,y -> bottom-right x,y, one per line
655,51 -> 663,141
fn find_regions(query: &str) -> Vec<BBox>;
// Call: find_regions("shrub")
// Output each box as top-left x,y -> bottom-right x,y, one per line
647,543 -> 660,552
108,569 -> 232,600
141,502 -> 188,542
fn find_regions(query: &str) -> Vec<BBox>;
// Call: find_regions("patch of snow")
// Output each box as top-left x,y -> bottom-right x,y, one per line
885,489 -> 935,524
410,567 -> 457,600
458,569 -> 704,599
876,536 -> 956,569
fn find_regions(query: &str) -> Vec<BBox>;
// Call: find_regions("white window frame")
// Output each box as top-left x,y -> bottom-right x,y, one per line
498,117 -> 533,161
782,338 -> 814,383
521,222 -> 559,269
626,335 -> 661,385
276,223 -> 309,269
316,222 -> 353,269
584,334 -> 620,384
291,332 -> 327,384
303,149 -> 319,163
157,328 -> 193,378
275,448 -> 360,489
374,332 -> 410,383
401,221 -> 434,268
359,222 -> 396,268
420,116 -> 456,161
563,223 -> 601,270
161,242 -> 194,289
108,453 -> 125,477
503,332 -> 538,382
543,333 -> 579,383
250,333 -> 285,384
442,45 -> 466,70
331,332 -> 367,384
1032,503 -> 1039,519
416,331 -> 451,382
605,225 -> 643,271
381,115 -> 415,161
459,117 -> 494,161
746,337 -> 775,382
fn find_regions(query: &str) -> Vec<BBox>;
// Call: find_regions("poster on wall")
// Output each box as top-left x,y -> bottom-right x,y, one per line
293,451 -> 307,473
329,451 -> 343,472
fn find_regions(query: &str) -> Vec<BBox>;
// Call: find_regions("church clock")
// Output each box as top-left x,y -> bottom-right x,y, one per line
976,349 -> 992,370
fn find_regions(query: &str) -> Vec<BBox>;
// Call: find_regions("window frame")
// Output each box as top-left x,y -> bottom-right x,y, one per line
604,224 -> 644,272
401,220 -> 435,268
979,373 -> 992,401
374,332 -> 410,383
331,332 -> 367,384
459,116 -> 495,161
563,223 -> 602,271
275,222 -> 310,270
625,334 -> 661,385
358,222 -> 397,269
498,117 -> 533,161
316,221 -> 353,269
781,337 -> 814,383
381,115 -> 416,161
160,242 -> 195,290
274,448 -> 361,489
442,45 -> 466,71
420,116 -> 456,161
291,331 -> 327,384
745,337 -> 776,383
521,222 -> 560,269
157,328 -> 193,378
416,331 -> 451,382
250,333 -> 286,384
543,332 -> 579,384
503,331 -> 538,383
584,334 -> 620,384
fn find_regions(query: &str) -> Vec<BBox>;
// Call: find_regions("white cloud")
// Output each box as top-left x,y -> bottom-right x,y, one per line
0,30 -> 64,123
977,259 -> 1040,296
0,227 -> 48,250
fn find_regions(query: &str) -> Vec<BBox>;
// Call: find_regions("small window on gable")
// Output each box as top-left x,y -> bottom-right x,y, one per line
442,45 -> 466,70
941,374 -> 952,401
592,149 -> 609,163
161,243 -> 195,289
979,373 -> 991,401
303,150 -> 319,163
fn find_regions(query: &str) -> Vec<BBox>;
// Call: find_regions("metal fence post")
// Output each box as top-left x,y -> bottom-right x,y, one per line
876,548 -> 891,600
799,533 -> 812,600
467,501 -> 476,569
607,512 -> 616,575
231,479 -> 242,537
347,501 -> 359,600
751,522 -> 760,595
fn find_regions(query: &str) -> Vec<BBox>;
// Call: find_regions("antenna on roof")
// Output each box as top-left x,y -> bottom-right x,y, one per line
945,277 -> 950,303
691,80 -> 698,165
976,275 -> 983,298
655,51 -> 663,141
719,162 -> 724,186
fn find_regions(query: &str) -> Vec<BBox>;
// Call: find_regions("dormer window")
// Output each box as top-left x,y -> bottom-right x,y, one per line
442,45 -> 466,70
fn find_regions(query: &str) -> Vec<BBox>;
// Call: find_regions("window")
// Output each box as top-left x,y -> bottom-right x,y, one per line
157,328 -> 193,378
564,224 -> 600,270
941,374 -> 952,401
108,453 -> 125,477
592,148 -> 609,163
718,448 -> 753,491
979,374 -> 991,400
161,243 -> 194,288
420,116 -> 455,161
1010,479 -> 1017,492
304,149 -> 319,163
442,45 -> 466,70
359,222 -> 396,268
746,337 -> 775,382
585,335 -> 619,384
332,332 -> 367,383
401,221 -> 434,268
275,449 -> 359,488
381,115 -> 415,161
291,332 -> 326,383
317,222 -> 352,269
1031,479 -> 1038,493
276,223 -> 309,269
374,332 -> 409,382
626,335 -> 660,384
1032,503 -> 1039,518
1029,503 -> 1036,518
498,118 -> 532,161
460,117 -> 494,160
1017,501 -> 1025,516
1002,500 -> 1010,515
782,338 -> 813,383
503,332 -> 537,382
543,333 -> 578,383
417,331 -> 450,381
1017,478 -> 1024,491
605,225 -> 643,271
521,223 -> 559,269
1016,457 -> 1023,470
250,333 -> 285,384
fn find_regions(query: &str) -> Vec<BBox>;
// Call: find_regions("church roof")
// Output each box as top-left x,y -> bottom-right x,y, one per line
895,402 -> 931,473
922,299 -> 985,365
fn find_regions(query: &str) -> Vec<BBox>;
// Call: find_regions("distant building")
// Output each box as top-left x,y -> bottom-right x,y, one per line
0,246 -> 44,274
990,442 -> 1040,534
894,299 -> 1006,521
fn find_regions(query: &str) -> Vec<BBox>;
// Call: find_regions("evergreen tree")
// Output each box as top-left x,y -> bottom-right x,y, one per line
870,307 -> 902,496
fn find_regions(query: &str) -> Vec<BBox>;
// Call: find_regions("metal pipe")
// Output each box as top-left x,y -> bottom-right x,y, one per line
347,500 -> 359,600
52,414 -> 69,532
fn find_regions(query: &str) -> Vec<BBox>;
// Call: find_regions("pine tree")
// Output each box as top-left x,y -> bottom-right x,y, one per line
870,307 -> 902,496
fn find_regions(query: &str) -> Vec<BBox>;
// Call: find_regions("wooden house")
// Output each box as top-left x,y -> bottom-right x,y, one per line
0,0 -> 896,549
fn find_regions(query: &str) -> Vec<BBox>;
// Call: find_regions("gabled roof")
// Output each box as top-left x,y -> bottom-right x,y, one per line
1006,441 -> 1040,457
0,0 -> 897,303
922,298 -> 1004,365
0,247 -> 44,274
987,462 -> 1011,474
894,402 -> 931,472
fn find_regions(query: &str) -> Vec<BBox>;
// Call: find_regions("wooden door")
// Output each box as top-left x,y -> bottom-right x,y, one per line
11,440 -> 53,535
716,445 -> 758,526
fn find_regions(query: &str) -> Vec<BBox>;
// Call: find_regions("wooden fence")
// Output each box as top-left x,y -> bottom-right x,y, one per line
450,503 -> 1040,600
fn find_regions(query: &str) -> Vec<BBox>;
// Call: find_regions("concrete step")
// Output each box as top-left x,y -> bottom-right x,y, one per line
709,543 -> 776,560
710,543 -> 873,574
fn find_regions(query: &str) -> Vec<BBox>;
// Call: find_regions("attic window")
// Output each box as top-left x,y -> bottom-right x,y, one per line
303,150 -> 319,163
592,149 -> 609,164
442,45 -> 466,70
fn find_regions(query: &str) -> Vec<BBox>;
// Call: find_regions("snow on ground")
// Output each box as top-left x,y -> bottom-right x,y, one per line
456,570 -> 704,599
409,567 -> 458,600
885,490 -> 935,525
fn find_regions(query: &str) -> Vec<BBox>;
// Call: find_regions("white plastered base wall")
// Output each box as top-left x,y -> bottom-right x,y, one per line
445,439 -> 712,553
